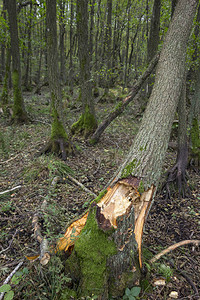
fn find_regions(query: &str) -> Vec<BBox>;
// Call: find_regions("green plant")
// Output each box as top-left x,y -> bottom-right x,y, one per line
0,284 -> 14,300
123,286 -> 141,300
158,263 -> 173,282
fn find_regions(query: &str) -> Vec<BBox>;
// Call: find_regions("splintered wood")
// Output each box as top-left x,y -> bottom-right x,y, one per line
56,176 -> 155,268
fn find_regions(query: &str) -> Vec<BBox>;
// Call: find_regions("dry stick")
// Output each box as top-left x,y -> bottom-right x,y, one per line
32,199 -> 50,265
0,185 -> 22,195
0,260 -> 24,300
150,240 -> 200,264
0,153 -> 20,164
91,52 -> 160,143
0,229 -> 19,254
66,174 -> 97,197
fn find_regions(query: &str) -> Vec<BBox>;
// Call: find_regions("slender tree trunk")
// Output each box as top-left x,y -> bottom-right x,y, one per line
163,73 -> 189,198
59,0 -> 66,84
0,48 -> 11,107
71,0 -> 97,137
24,1 -> 32,90
39,0 -> 73,159
123,0 -> 131,89
147,0 -> 161,95
6,0 -> 29,123
190,66 -> 200,165
60,1 -> 198,298
69,0 -> 74,93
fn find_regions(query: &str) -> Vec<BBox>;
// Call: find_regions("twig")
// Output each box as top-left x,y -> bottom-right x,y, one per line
66,174 -> 97,197
0,185 -> 22,195
0,229 -> 19,254
150,240 -> 200,264
0,153 -> 20,164
0,260 -> 24,300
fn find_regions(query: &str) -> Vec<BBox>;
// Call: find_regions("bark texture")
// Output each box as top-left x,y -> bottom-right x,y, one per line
40,0 -> 72,159
6,0 -> 28,123
71,0 -> 97,137
113,0 -> 197,189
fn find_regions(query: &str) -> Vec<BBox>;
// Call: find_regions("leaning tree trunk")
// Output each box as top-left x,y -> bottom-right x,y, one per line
6,0 -> 29,123
71,0 -> 97,137
58,1 -> 197,298
39,0 -> 73,160
163,73 -> 189,198
190,66 -> 200,166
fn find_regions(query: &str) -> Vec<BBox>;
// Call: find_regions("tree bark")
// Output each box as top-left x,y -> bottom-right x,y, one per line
71,0 -> 97,137
6,0 -> 29,123
59,0 -> 198,298
39,0 -> 73,159
59,0 -> 66,84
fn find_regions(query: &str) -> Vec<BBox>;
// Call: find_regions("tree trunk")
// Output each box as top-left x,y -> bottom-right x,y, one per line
69,0 -> 74,93
6,0 -> 29,123
59,0 -> 66,84
190,66 -> 200,165
39,0 -> 73,159
71,0 -> 97,137
59,0 -> 198,298
147,0 -> 161,95
0,48 -> 11,107
24,1 -> 32,90
163,73 -> 189,198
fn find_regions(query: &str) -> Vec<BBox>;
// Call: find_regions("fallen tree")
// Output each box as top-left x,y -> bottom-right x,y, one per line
55,0 -> 198,298
90,52 -> 160,144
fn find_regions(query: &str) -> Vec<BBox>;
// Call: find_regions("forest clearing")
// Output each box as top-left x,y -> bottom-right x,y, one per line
0,0 -> 200,299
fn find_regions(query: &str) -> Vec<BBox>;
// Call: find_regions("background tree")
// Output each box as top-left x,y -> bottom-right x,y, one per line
6,0 -> 28,123
39,0 -> 72,159
71,0 -> 97,137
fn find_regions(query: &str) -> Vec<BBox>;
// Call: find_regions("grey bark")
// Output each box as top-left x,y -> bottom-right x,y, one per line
112,0 -> 198,189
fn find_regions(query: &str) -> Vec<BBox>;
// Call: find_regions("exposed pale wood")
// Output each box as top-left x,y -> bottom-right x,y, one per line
0,185 -> 21,195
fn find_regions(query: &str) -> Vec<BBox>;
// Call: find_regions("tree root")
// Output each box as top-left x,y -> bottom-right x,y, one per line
37,138 -> 74,160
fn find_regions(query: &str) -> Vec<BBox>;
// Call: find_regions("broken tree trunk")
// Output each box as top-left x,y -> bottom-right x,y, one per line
57,0 -> 197,298
90,52 -> 160,144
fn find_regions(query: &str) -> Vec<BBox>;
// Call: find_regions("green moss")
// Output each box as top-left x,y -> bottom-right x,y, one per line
71,105 -> 97,137
138,181 -> 144,194
51,107 -> 69,141
59,287 -> 77,300
66,208 -> 117,297
12,70 -> 26,121
112,100 -> 123,113
191,118 -> 200,159
91,189 -> 107,204
121,159 -> 138,178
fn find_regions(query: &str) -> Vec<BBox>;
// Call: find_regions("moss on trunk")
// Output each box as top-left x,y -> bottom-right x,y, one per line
71,105 -> 97,137
65,207 -> 117,298
12,70 -> 28,123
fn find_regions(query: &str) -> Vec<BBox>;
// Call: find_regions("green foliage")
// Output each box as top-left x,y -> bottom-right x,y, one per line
158,263 -> 173,282
0,284 -> 14,300
123,286 -> 141,300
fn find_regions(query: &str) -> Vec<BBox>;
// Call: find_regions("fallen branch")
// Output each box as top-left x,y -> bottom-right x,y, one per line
32,199 -> 50,265
0,185 -> 22,195
0,229 -> 19,254
0,153 -> 20,164
150,240 -> 200,264
0,260 -> 24,300
66,174 -> 97,197
90,52 -> 160,144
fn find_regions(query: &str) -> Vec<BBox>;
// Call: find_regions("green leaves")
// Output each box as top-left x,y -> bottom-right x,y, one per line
123,286 -> 141,300
0,284 -> 14,300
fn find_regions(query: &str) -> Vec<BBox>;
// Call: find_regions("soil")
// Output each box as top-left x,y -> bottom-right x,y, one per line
0,88 -> 199,299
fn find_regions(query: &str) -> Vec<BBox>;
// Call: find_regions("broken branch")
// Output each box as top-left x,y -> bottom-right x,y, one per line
150,240 -> 200,264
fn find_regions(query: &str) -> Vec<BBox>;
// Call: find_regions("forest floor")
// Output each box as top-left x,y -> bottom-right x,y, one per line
0,87 -> 200,300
